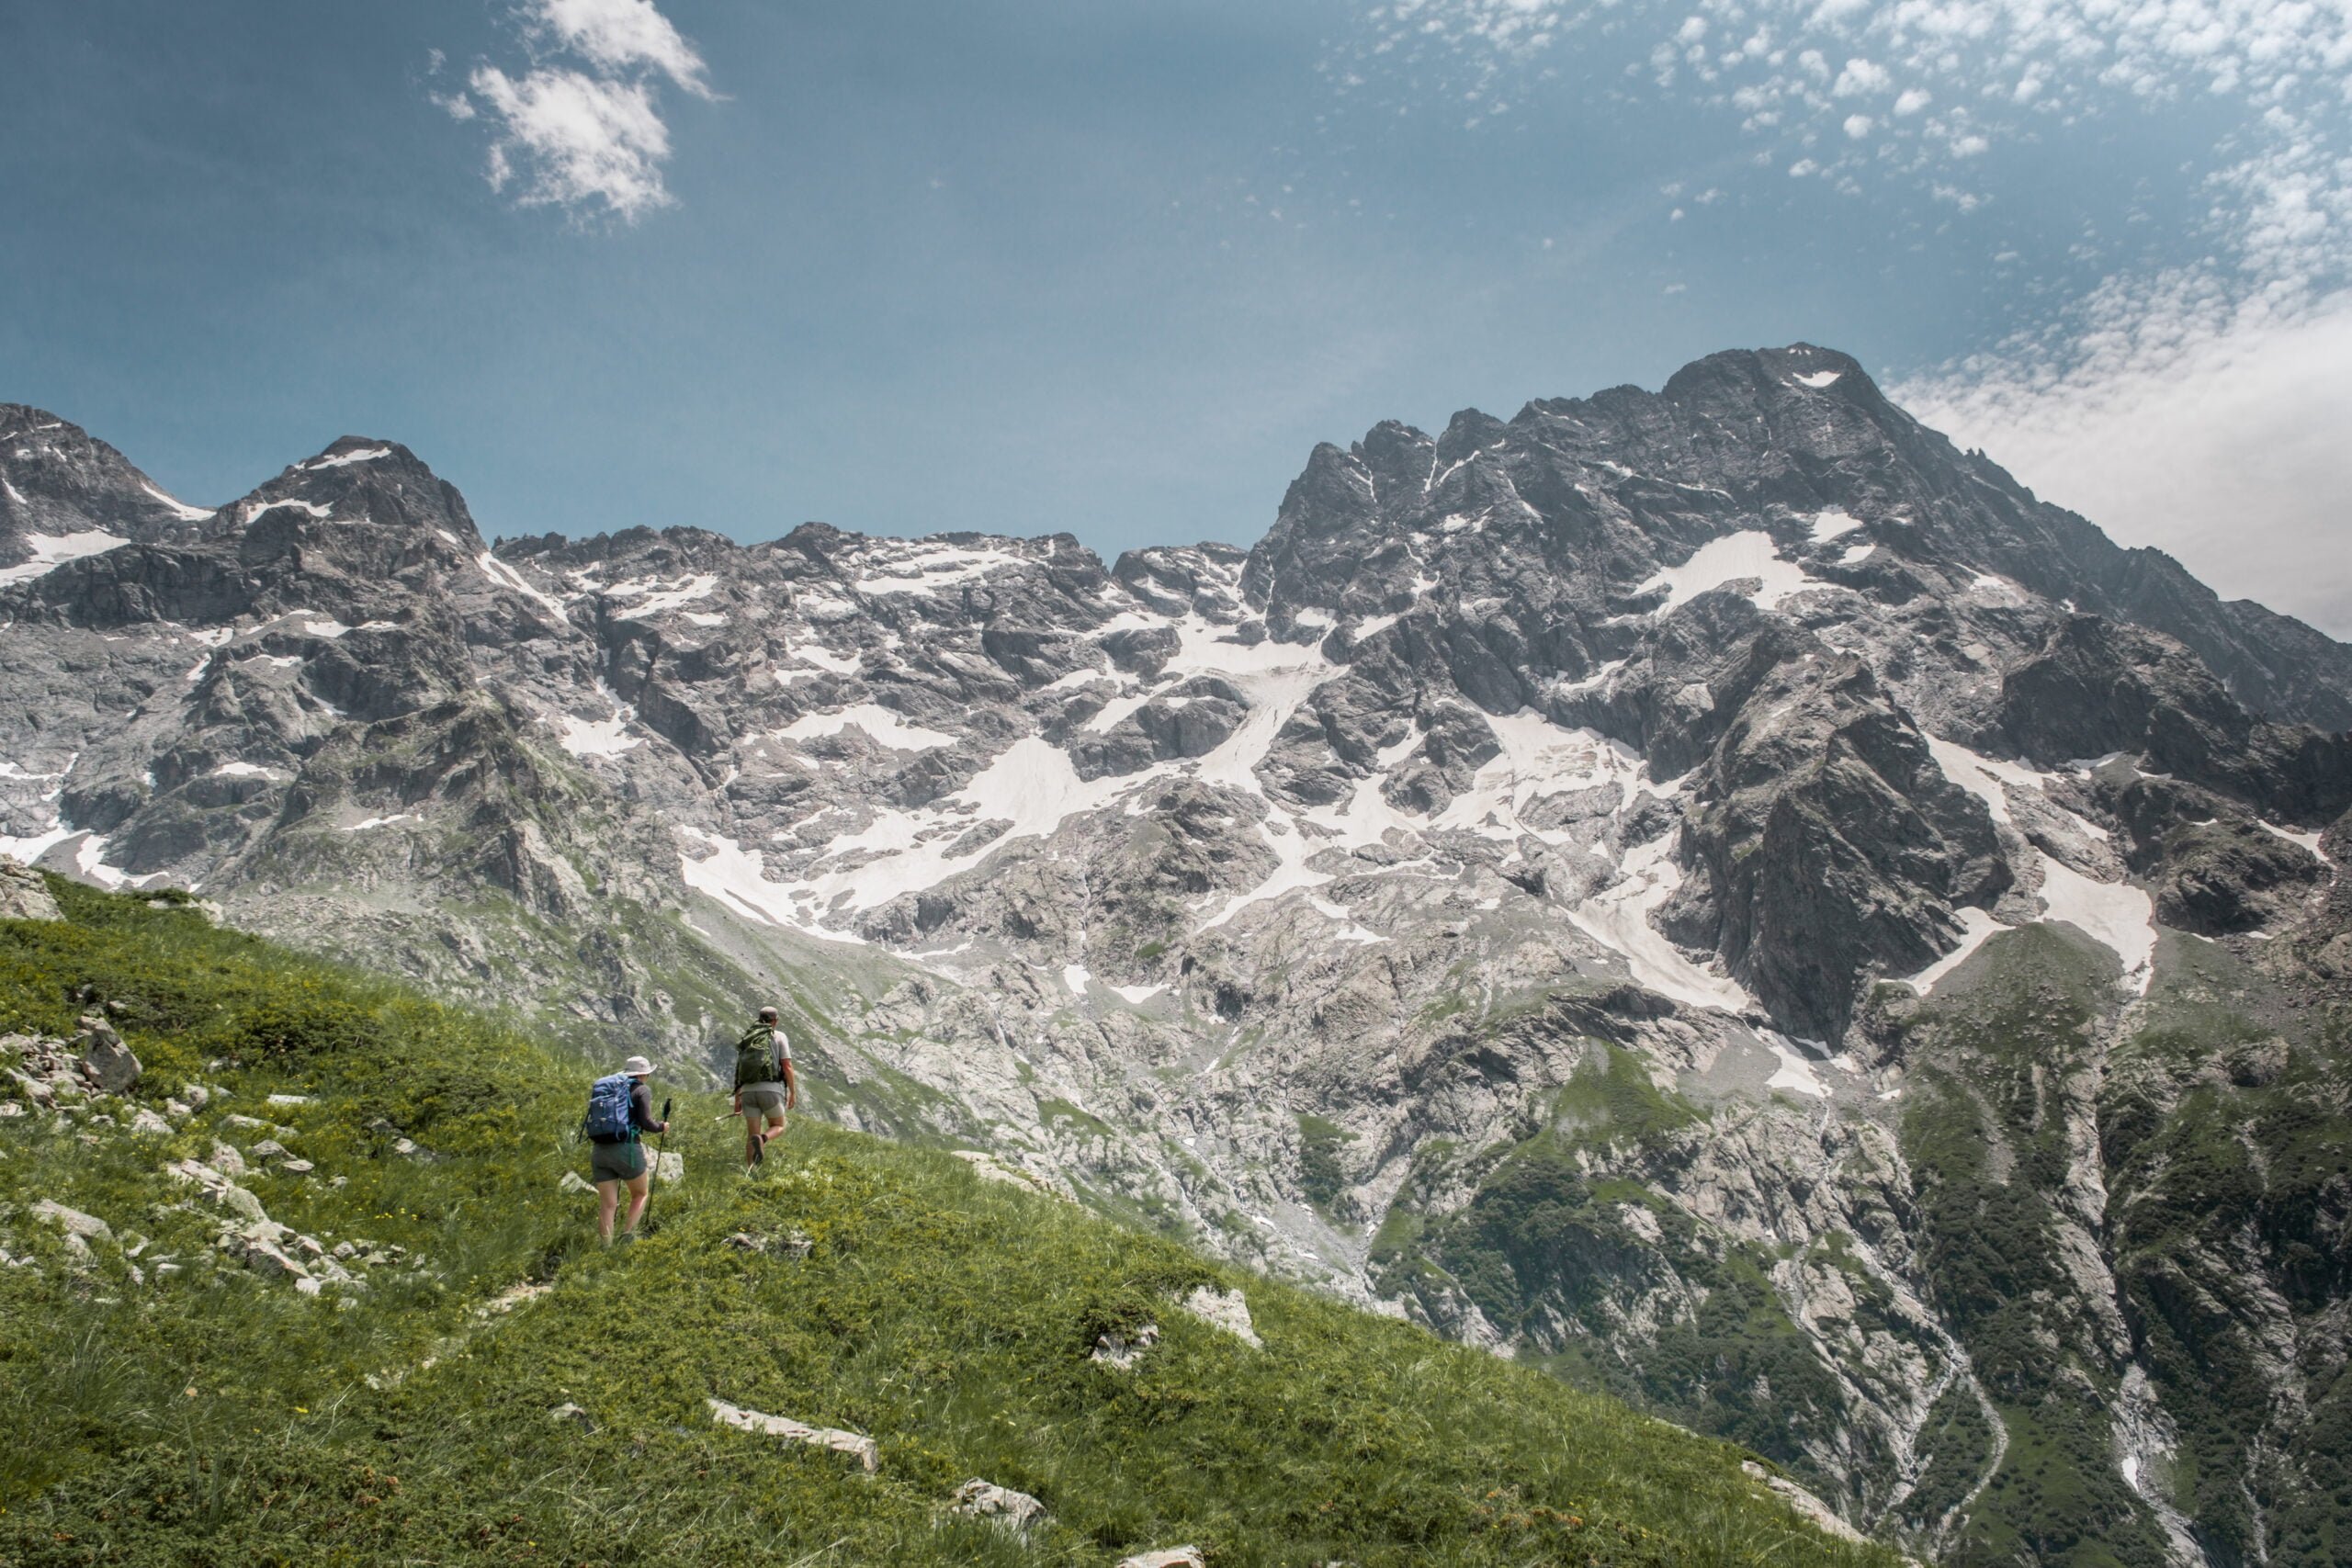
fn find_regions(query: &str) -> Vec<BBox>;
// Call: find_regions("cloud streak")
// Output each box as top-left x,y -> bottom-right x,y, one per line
438,0 -> 713,224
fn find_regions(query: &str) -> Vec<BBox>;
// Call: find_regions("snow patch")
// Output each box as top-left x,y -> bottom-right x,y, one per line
1807,508 -> 1863,543
2040,855 -> 2156,992
1903,907 -> 2009,995
1793,369 -> 1843,389
2257,820 -> 2330,863
345,814 -> 419,831
141,482 -> 213,521
603,572 -> 718,617
0,529 -> 123,584
1568,834 -> 1758,1013
777,705 -> 955,752
1109,982 -> 1165,1005
478,552 -> 570,624
854,544 -> 1025,596
300,446 -> 391,470
1638,531 -> 1816,615
791,644 -> 861,675
1763,1033 -> 1832,1098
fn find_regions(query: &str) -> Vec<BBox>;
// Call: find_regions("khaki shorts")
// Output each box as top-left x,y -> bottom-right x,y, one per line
591,1140 -> 647,1185
739,1084 -> 788,1121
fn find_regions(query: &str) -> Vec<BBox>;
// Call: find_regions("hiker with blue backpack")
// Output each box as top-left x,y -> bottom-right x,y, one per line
584,1055 -> 670,1244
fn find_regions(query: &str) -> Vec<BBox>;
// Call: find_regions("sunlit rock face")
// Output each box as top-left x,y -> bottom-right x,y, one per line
6,345 -> 2349,1565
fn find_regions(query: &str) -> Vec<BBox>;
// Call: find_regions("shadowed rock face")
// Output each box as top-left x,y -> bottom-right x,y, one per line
4,345 -> 2350,1565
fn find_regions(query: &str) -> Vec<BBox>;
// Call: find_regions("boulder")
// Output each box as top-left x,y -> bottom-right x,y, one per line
32,1200 -> 112,1242
1741,1461 -> 1866,1544
558,1170 -> 595,1195
250,1139 -> 291,1163
0,856 -> 61,921
74,1019 -> 141,1094
1091,1323 -> 1159,1371
950,1479 -> 1046,1532
1177,1284 -> 1262,1348
706,1398 -> 878,1472
242,1238 -> 308,1280
1115,1550 -> 1204,1568
2316,931 -> 2352,979
128,1107 -> 174,1136
208,1141 -> 248,1178
279,1158 -> 315,1176
653,1150 -> 684,1183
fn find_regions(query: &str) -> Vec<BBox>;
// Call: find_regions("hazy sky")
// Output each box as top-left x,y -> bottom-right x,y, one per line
5,1 -> 2349,631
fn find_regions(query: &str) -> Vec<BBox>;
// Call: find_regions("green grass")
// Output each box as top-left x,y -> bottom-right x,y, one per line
0,881 -> 1901,1566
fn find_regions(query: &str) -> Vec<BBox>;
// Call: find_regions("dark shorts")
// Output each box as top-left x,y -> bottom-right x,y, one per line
591,1139 -> 647,1185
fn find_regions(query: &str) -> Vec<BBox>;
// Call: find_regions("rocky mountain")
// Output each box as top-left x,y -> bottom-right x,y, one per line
2,344 -> 2346,1566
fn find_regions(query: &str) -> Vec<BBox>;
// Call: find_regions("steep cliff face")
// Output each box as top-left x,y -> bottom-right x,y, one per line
3,346 -> 2347,1564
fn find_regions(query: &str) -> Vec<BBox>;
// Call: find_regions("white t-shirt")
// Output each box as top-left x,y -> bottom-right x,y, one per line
768,1027 -> 791,1063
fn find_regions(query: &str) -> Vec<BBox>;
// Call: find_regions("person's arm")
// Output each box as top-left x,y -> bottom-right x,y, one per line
631,1080 -> 667,1134
775,1029 -> 797,1110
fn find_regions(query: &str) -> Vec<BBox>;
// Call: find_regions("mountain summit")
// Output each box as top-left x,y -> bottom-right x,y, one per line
3,346 -> 2347,1564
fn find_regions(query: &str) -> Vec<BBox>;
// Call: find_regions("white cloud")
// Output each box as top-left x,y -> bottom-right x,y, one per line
1901,288 -> 2352,637
469,66 -> 674,221
437,0 -> 711,223
526,0 -> 713,98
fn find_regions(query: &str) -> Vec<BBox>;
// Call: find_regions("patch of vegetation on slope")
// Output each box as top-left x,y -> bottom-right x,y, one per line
0,883 -> 1902,1566
1883,925 -> 2173,1568
2098,937 -> 2352,1568
1366,1041 -> 1894,1514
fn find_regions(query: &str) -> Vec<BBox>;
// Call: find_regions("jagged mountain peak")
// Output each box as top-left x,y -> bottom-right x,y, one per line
223,435 -> 485,550
0,404 -> 212,576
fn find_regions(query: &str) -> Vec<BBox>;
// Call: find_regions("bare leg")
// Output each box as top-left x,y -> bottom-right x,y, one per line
761,1112 -> 786,1149
596,1179 -> 620,1244
743,1111 -> 765,1168
622,1171 -> 651,1235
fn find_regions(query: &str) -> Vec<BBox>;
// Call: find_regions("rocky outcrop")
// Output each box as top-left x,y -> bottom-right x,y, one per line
0,856 -> 61,920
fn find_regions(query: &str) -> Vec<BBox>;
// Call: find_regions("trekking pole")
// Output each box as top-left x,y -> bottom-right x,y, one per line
644,1097 -> 674,1235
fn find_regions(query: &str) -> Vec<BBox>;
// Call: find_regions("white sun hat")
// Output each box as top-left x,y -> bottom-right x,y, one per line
621,1055 -> 655,1076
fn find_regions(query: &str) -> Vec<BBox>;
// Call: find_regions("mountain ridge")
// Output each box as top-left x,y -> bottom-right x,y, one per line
3,344 -> 2348,1564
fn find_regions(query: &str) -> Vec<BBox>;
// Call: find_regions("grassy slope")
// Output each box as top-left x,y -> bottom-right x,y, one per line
0,883 -> 1901,1568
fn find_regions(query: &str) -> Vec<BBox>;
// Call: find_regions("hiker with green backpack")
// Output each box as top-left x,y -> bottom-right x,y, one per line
582,1055 -> 670,1244
732,1006 -> 797,1171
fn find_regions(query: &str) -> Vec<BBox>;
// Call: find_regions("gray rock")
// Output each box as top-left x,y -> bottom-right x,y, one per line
1091,1323 -> 1159,1371
1114,1550 -> 1204,1568
0,856 -> 61,920
949,1478 -> 1046,1532
74,1020 -> 140,1094
706,1398 -> 878,1472
1177,1285 -> 1261,1348
32,1199 -> 111,1241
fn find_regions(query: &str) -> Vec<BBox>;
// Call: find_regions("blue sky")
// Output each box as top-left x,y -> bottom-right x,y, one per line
6,0 -> 2350,629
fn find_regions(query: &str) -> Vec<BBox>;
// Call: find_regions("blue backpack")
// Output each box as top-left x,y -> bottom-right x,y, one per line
582,1073 -> 636,1142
